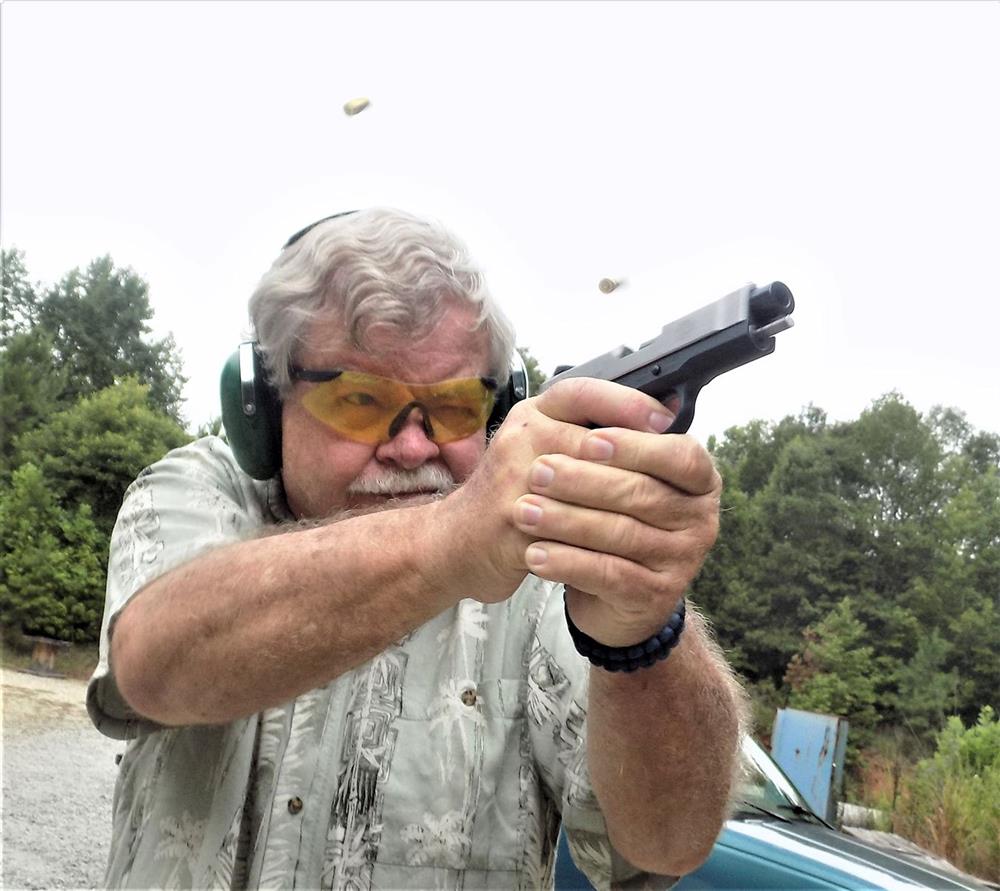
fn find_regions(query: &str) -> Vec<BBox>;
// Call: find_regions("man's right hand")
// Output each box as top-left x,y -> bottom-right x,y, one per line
432,377 -> 721,647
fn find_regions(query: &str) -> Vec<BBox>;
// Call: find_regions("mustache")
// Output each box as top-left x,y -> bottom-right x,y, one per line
346,465 -> 456,496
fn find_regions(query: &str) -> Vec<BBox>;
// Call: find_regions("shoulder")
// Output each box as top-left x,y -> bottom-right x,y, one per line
124,435 -> 291,524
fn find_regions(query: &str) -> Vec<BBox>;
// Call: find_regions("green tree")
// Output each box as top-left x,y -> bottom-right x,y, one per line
0,329 -> 66,475
1,247 -> 40,341
36,255 -> 187,422
13,379 -> 191,536
896,630 -> 960,742
949,601 -> 1000,728
751,434 -> 870,683
2,250 -> 190,455
710,406 -> 828,495
691,392 -> 997,762
849,394 -> 946,625
0,463 -> 106,642
784,598 -> 879,752
689,483 -> 769,677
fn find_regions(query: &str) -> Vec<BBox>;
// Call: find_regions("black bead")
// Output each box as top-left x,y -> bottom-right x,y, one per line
563,594 -> 686,672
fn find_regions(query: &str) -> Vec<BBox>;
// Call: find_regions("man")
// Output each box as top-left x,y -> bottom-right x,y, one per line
88,208 -> 746,890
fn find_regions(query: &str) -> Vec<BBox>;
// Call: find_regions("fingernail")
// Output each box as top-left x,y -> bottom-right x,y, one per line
526,545 -> 548,567
530,462 -> 555,487
649,411 -> 675,433
519,502 -> 543,525
584,435 -> 614,461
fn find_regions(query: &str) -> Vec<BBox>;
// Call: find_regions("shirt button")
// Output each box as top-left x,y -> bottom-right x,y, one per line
460,686 -> 478,707
288,796 -> 304,815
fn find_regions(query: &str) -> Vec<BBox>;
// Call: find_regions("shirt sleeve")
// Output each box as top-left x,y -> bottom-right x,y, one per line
86,436 -> 281,740
526,580 -> 678,891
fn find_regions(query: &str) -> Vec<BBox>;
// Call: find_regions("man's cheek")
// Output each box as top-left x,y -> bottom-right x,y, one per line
446,438 -> 487,483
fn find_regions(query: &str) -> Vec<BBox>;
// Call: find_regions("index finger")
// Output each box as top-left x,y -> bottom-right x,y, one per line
534,377 -> 676,434
577,427 -> 722,496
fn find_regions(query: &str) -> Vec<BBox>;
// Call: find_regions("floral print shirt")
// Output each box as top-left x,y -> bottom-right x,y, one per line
87,437 -> 672,890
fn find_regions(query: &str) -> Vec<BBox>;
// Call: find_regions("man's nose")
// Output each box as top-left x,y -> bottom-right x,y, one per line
375,406 -> 440,469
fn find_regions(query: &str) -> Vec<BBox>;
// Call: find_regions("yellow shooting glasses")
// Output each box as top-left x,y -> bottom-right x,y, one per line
291,366 -> 499,445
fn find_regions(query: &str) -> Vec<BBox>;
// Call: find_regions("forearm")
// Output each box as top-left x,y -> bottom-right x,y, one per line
112,500 -> 459,726
586,608 -> 747,876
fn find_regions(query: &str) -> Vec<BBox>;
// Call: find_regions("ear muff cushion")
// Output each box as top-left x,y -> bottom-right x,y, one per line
220,347 -> 283,480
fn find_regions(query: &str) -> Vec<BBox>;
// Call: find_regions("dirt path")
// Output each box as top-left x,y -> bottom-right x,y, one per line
2,667 -> 124,890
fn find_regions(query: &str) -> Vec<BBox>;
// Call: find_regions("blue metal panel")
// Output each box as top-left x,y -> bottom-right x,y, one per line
771,708 -> 848,823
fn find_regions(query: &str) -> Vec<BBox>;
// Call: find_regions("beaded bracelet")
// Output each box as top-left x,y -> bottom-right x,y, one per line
563,595 -> 686,672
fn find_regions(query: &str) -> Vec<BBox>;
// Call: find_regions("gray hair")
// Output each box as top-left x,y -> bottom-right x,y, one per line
248,208 -> 516,396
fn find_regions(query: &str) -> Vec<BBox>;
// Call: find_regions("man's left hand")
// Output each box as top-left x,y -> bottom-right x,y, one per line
511,381 -> 722,646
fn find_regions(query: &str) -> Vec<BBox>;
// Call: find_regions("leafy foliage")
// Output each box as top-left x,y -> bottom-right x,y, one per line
0,463 -> 106,642
895,707 -> 1000,882
35,255 -> 187,421
1,249 -> 188,436
1,248 -> 40,340
13,378 -> 190,536
1,250 -> 191,642
784,598 -> 878,756
0,328 -> 67,475
694,392 -> 1000,739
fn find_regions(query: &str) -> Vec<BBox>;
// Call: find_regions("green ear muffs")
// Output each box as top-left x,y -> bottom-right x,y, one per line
220,342 -> 529,480
220,342 -> 283,480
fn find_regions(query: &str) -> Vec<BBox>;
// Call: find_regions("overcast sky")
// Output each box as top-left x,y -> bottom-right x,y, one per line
3,1 -> 998,443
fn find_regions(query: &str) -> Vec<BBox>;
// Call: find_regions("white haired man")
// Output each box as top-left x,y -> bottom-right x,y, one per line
88,208 -> 746,890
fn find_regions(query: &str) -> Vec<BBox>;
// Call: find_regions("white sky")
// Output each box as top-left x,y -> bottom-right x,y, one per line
2,0 -> 998,442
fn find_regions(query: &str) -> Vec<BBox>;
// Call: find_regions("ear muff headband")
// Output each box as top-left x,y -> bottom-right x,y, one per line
283,210 -> 360,249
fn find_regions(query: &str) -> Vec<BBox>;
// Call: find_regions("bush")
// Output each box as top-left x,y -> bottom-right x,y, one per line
895,706 -> 1000,883
0,463 -> 106,642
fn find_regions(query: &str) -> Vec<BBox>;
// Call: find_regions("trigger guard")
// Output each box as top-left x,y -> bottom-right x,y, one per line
665,382 -> 699,434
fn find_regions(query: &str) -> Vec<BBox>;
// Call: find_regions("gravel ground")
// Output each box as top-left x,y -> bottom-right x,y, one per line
2,667 -> 124,891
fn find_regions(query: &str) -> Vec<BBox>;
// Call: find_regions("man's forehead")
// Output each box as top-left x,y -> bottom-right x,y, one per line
298,308 -> 490,376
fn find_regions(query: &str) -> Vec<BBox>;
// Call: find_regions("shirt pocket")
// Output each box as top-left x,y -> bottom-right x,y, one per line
374,676 -> 532,875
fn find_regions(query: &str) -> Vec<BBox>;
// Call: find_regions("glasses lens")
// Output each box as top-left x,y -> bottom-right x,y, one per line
415,379 -> 496,441
301,372 -> 405,443
300,372 -> 495,444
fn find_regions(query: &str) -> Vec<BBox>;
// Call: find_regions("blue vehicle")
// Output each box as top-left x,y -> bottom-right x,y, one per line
555,737 -> 989,890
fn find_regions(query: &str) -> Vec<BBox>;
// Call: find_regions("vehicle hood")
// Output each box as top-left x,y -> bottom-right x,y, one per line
718,818 -> 989,890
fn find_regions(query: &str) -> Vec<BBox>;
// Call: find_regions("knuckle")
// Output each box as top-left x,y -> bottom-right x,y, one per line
695,494 -> 721,543
613,514 -> 644,558
549,376 -> 597,405
654,567 -> 685,603
544,452 -> 576,484
620,387 -> 654,419
596,552 -> 623,595
675,435 -> 714,490
619,471 -> 649,511
542,378 -> 573,401
709,452 -> 724,491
